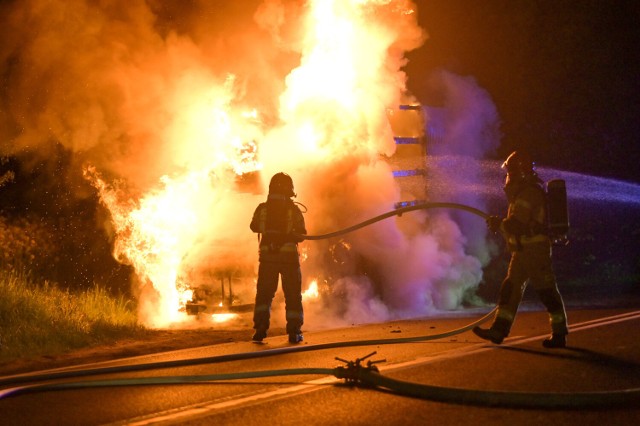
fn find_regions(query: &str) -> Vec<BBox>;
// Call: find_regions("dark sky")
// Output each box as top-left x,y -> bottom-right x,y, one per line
405,0 -> 640,182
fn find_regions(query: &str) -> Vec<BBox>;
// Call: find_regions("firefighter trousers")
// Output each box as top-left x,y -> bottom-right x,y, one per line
493,241 -> 568,336
253,260 -> 304,334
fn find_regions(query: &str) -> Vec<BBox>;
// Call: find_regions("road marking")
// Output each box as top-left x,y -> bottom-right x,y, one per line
379,309 -> 640,373
117,376 -> 340,426
111,309 -> 640,425
567,309 -> 640,328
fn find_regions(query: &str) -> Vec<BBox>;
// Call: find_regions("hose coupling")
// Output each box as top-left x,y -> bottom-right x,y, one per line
333,351 -> 386,385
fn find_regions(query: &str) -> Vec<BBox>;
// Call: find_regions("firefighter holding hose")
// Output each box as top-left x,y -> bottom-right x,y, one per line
473,151 -> 568,348
250,172 -> 307,343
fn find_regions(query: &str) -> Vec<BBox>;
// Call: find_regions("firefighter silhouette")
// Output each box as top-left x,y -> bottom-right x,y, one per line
250,172 -> 307,343
474,151 -> 569,348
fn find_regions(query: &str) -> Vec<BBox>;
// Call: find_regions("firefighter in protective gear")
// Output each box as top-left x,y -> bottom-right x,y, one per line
473,151 -> 569,348
250,172 -> 307,343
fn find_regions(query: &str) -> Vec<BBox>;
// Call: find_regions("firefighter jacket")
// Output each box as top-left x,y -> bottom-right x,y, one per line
500,180 -> 550,252
250,194 -> 307,263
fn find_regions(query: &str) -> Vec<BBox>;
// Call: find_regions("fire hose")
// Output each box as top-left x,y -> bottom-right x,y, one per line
0,308 -> 495,389
296,201 -> 489,240
2,347 -> 640,408
2,202 -> 639,407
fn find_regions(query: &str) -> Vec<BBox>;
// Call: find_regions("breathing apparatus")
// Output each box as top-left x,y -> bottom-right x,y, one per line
502,151 -> 570,245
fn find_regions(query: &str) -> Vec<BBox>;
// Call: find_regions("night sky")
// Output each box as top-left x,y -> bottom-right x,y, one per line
405,0 -> 640,183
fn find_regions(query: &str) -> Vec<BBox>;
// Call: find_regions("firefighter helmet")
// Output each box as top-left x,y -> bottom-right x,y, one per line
268,172 -> 296,197
502,151 -> 535,179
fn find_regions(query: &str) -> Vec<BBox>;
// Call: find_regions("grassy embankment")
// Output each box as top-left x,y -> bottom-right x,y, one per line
0,268 -> 143,364
0,206 -> 146,365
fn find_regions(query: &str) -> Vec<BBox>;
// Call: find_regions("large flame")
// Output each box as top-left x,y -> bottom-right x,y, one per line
86,0 -> 426,327
84,83 -> 265,326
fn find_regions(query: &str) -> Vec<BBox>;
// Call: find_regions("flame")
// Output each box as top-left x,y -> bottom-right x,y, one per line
84,93 -> 263,327
86,0 -> 423,328
276,1 -> 414,160
302,279 -> 320,300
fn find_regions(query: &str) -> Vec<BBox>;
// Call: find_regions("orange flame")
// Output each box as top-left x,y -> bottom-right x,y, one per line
302,279 -> 320,300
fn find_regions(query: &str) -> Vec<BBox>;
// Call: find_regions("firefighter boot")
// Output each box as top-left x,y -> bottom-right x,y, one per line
542,333 -> 566,348
288,332 -> 303,344
472,326 -> 505,344
286,312 -> 303,344
252,329 -> 268,342
473,316 -> 511,344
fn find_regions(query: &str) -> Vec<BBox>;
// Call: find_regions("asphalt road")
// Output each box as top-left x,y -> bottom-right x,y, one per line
1,306 -> 639,425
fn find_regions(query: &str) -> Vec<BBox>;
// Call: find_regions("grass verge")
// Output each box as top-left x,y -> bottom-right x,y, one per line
0,268 -> 144,364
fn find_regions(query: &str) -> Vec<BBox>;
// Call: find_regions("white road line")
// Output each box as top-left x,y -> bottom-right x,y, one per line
115,376 -> 340,426
380,310 -> 640,373
110,309 -> 640,425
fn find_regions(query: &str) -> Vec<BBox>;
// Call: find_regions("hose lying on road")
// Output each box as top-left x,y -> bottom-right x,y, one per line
0,308 -> 496,388
356,366 -> 640,409
0,368 -> 335,400
3,351 -> 640,409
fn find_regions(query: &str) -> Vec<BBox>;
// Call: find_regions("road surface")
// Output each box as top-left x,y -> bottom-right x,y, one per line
1,306 -> 639,425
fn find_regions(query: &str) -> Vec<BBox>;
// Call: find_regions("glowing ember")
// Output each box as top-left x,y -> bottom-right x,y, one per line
211,313 -> 239,323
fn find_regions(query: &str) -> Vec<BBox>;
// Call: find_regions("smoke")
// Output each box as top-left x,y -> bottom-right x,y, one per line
0,0 -> 282,187
424,70 -> 502,266
301,70 -> 502,326
0,0 -> 502,328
